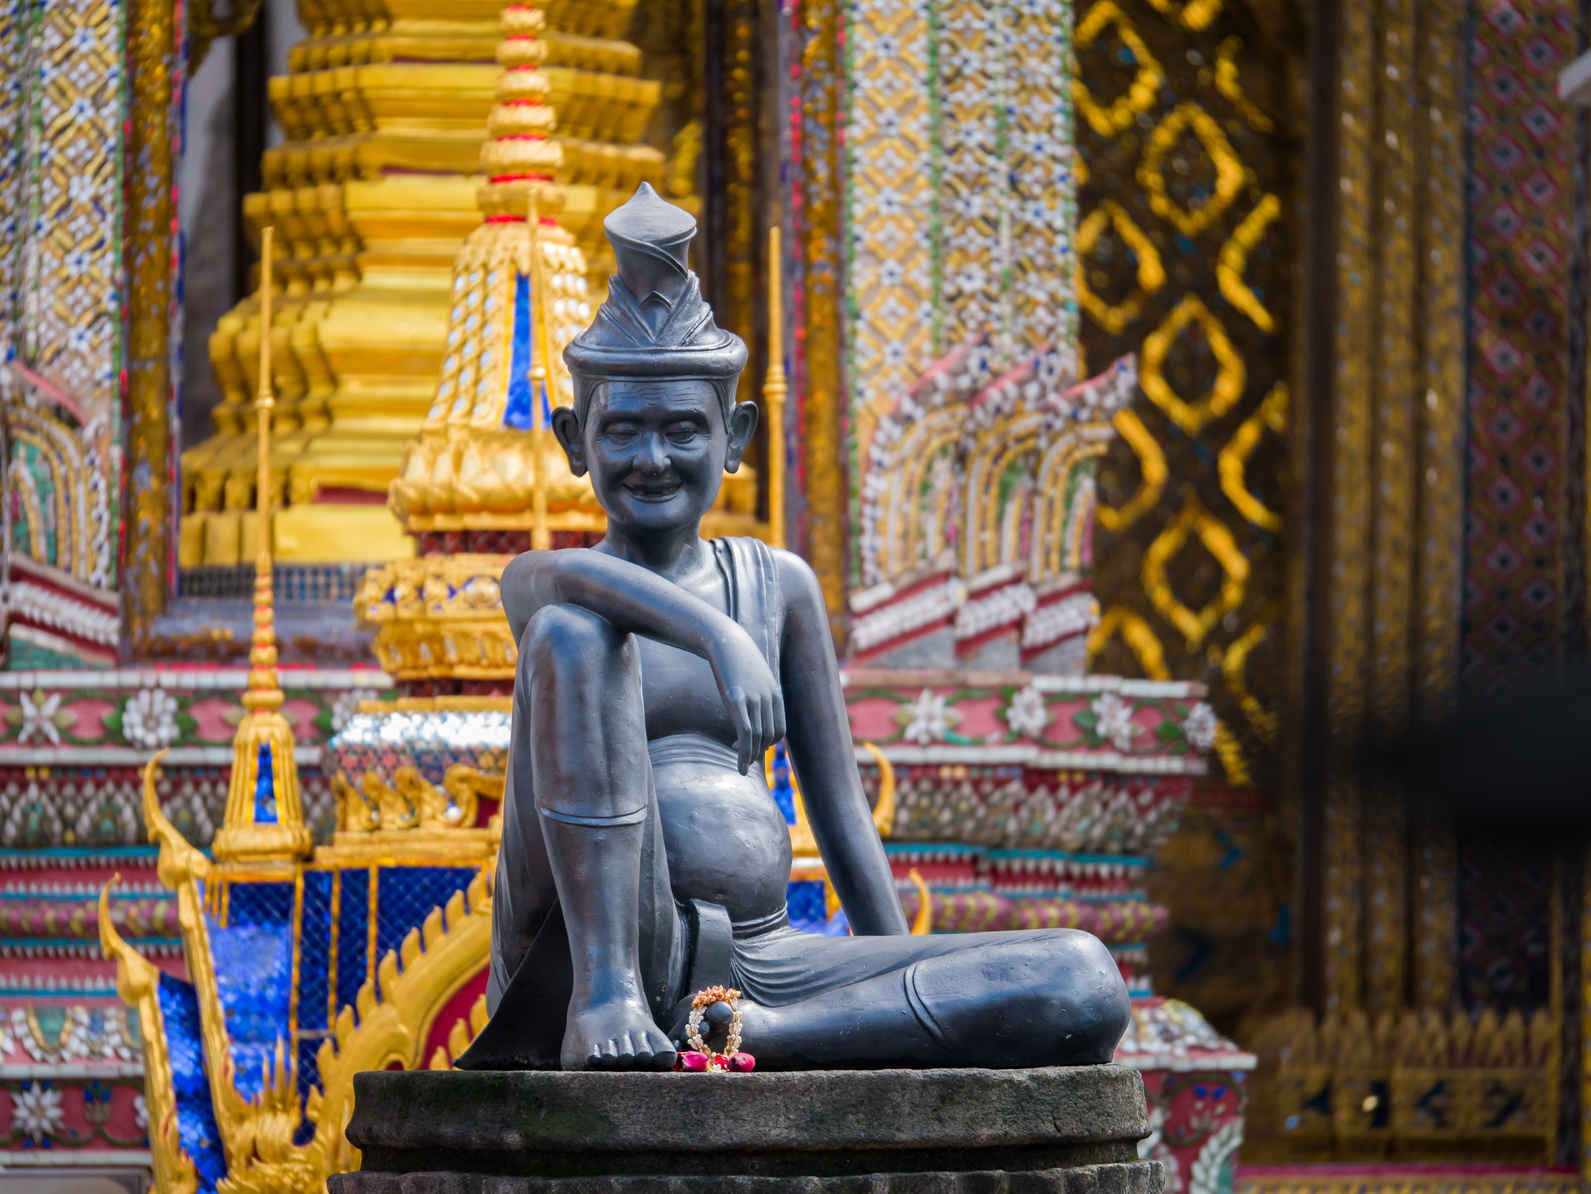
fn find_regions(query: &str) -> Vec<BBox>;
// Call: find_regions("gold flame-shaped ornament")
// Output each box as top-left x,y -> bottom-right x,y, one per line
211,225 -> 313,864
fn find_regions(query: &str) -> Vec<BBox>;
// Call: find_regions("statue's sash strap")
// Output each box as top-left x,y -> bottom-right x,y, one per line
711,536 -> 783,676
666,898 -> 735,1030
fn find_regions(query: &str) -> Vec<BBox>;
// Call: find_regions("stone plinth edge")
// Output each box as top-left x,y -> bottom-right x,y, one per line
342,1065 -> 1152,1183
331,1159 -> 1164,1193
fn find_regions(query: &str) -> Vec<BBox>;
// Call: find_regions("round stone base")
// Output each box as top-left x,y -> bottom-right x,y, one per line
330,1065 -> 1160,1193
334,1161 -> 1157,1193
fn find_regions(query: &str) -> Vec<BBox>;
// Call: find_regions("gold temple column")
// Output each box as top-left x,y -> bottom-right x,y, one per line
1315,0 -> 1468,1014
124,0 -> 177,644
798,0 -> 845,639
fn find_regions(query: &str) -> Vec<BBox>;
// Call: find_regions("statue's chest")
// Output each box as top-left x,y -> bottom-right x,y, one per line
636,636 -> 741,745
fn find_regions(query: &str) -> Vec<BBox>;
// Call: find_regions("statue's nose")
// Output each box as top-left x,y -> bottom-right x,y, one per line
634,433 -> 670,474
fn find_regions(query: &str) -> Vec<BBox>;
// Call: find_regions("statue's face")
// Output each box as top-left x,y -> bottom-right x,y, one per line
560,379 -> 734,534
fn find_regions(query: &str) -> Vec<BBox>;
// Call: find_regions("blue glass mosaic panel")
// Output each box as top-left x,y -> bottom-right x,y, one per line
336,868 -> 370,1013
298,871 -> 333,1031
295,1034 -> 324,1144
502,272 -> 537,431
208,880 -> 295,1103
376,866 -> 475,979
770,741 -> 796,823
158,972 -> 228,1193
786,879 -> 827,929
254,741 -> 278,822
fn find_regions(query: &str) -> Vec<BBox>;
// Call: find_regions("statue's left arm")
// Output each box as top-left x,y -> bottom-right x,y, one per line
776,550 -> 909,937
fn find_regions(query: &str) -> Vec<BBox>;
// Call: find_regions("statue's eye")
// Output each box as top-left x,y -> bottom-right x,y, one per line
601,422 -> 638,444
666,422 -> 701,443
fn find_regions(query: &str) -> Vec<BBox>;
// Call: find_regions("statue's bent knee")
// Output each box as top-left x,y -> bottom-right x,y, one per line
523,602 -> 627,676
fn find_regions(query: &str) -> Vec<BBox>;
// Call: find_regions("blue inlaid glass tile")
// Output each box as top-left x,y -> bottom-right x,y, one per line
770,740 -> 795,824
786,878 -> 827,930
158,972 -> 228,1193
375,866 -> 475,976
254,741 -> 278,823
298,870 -> 333,1031
503,272 -> 536,430
209,881 -> 294,1103
336,868 -> 370,1013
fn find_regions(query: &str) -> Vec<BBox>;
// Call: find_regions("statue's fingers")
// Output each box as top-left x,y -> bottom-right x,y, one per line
729,687 -> 753,773
745,696 -> 764,767
759,694 -> 776,756
771,691 -> 787,745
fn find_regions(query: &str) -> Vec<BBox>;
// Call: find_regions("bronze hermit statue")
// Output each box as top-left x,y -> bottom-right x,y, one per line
459,184 -> 1131,1073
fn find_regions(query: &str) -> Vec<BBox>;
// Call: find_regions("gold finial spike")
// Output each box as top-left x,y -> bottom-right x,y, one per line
764,225 -> 787,550
247,227 -> 282,714
212,226 -> 311,865
527,190 -> 551,551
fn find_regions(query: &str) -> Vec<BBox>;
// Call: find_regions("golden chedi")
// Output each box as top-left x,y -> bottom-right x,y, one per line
180,0 -> 668,568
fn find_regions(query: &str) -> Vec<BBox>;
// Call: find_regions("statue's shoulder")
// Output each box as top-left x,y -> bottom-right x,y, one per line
708,537 -> 824,617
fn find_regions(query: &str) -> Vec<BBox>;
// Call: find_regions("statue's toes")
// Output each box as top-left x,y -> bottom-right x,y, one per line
616,1032 -> 639,1068
647,1030 -> 678,1070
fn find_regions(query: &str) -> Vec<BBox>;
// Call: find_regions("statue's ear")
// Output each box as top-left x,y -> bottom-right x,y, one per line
550,406 -> 586,476
723,400 -> 759,474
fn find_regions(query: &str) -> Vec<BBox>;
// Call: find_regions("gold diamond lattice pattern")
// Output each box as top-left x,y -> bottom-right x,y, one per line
1076,0 -> 1289,790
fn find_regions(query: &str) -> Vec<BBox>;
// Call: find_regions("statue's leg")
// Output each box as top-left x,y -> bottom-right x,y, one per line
736,929 -> 1130,1069
524,602 -> 677,1072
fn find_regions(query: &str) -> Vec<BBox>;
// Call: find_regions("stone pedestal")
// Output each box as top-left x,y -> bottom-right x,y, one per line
329,1064 -> 1160,1193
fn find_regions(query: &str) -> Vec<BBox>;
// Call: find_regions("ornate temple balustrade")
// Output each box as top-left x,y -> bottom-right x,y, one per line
1243,1008 -> 1559,1163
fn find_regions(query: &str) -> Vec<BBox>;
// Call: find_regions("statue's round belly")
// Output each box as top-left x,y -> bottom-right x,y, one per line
650,747 -> 792,927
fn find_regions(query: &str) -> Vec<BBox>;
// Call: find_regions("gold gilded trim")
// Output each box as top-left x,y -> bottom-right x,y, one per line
1077,202 -> 1166,335
1217,195 -> 1281,333
1138,103 -> 1245,239
1218,382 -> 1288,531
1072,3 -> 1164,137
1086,606 -> 1170,679
100,875 -> 199,1194
1141,496 -> 1250,650
1214,36 -> 1274,131
1139,295 -> 1247,434
1095,409 -> 1168,533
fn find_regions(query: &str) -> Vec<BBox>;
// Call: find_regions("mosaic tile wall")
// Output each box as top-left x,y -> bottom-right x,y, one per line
1073,0 -> 1294,790
1463,0 -> 1587,695
0,0 -> 131,664
843,0 -> 1078,590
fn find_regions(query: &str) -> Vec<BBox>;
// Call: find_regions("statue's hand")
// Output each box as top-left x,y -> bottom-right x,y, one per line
706,627 -> 787,774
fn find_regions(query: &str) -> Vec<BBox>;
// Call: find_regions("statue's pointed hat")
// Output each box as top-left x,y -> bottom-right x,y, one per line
563,183 -> 747,381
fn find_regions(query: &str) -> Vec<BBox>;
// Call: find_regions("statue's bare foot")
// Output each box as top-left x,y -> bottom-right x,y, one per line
563,998 -> 677,1071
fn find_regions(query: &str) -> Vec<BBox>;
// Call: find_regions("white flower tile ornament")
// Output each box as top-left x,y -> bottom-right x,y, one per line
1182,702 -> 1218,752
1090,691 -> 1139,754
17,690 -> 64,744
13,1082 -> 64,1141
899,688 -> 956,744
1004,683 -> 1050,740
123,688 -> 180,750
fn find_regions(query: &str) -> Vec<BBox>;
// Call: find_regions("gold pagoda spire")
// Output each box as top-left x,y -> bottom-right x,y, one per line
212,227 -> 313,864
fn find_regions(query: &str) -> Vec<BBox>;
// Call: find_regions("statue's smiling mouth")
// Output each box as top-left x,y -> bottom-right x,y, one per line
624,478 -> 681,501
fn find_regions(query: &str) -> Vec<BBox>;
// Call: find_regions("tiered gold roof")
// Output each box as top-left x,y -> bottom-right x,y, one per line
179,0 -> 668,567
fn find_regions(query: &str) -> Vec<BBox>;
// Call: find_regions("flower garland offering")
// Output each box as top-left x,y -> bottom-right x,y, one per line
677,985 -> 755,1072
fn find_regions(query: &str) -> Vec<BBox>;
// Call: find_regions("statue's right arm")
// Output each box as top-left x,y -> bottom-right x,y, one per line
501,550 -> 784,772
